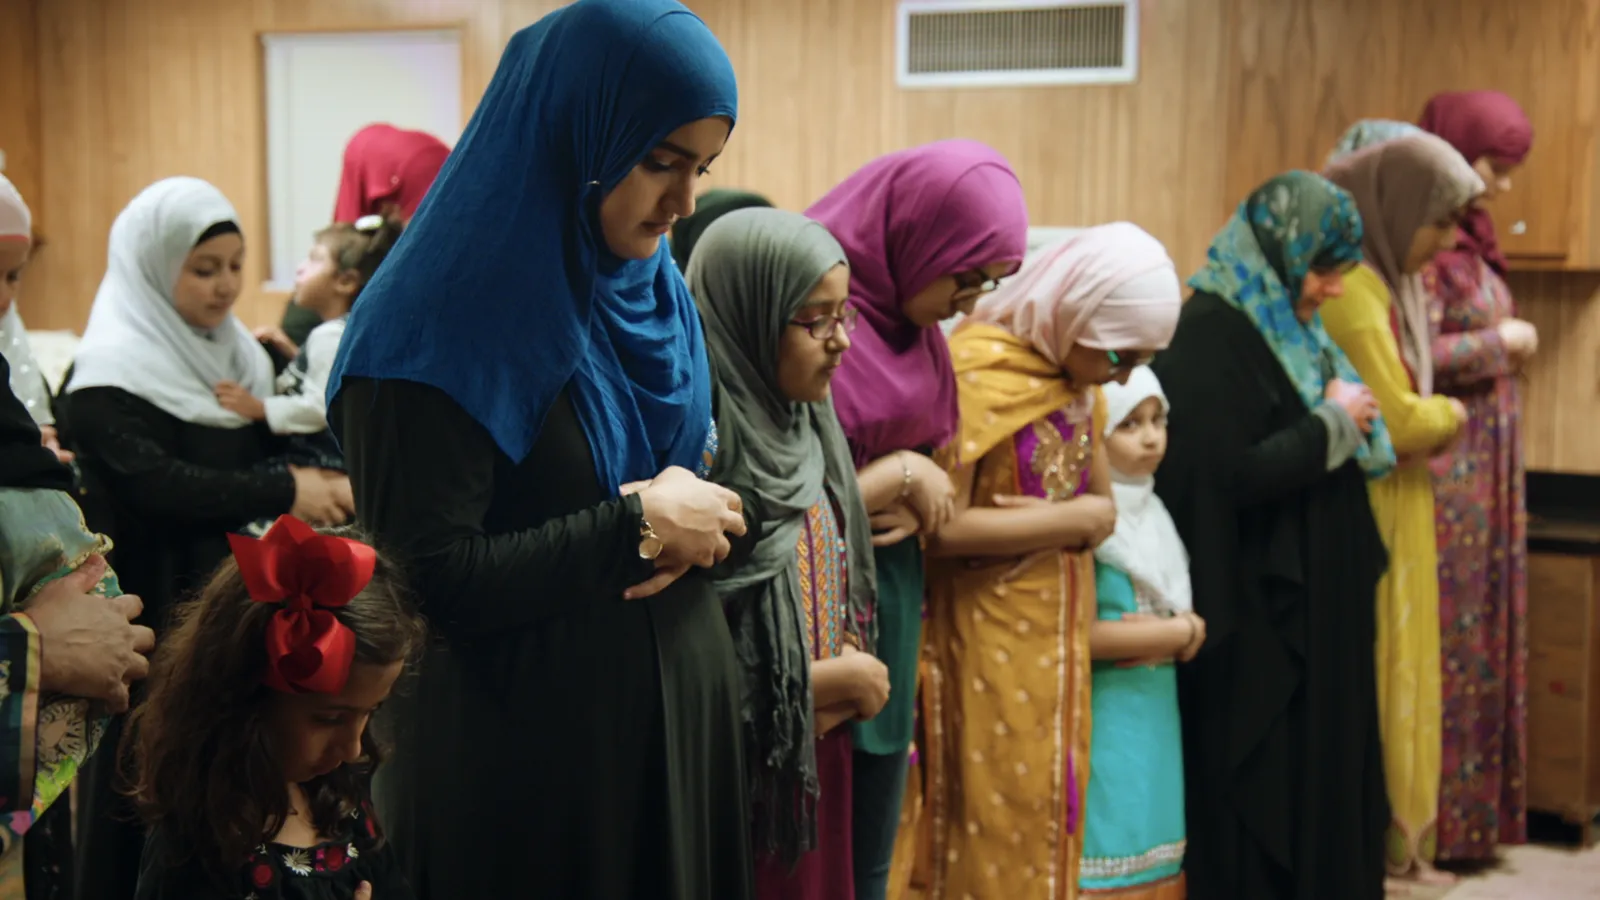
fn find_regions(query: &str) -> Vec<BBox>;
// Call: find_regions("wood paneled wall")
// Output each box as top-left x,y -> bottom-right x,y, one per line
0,0 -> 43,239
9,0 -> 1235,334
17,0 -> 556,333
687,0 -> 1232,277
6,0 -> 1600,470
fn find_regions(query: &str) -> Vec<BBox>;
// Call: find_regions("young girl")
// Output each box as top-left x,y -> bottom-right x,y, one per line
688,207 -> 887,899
219,215 -> 405,471
922,223 -> 1183,900
1080,365 -> 1199,899
127,514 -> 424,899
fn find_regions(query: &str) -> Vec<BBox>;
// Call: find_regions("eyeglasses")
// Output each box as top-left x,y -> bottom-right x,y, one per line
1106,349 -> 1155,372
790,305 -> 859,341
951,270 -> 1003,302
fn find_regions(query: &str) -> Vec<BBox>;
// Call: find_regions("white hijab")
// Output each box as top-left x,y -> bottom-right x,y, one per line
2,307 -> 51,426
1094,365 -> 1192,613
67,177 -> 272,428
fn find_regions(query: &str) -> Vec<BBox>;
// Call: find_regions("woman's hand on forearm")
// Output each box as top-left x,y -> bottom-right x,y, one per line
929,493 -> 1116,558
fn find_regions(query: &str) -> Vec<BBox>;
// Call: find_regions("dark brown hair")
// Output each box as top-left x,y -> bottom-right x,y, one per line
315,214 -> 405,296
123,525 -> 426,888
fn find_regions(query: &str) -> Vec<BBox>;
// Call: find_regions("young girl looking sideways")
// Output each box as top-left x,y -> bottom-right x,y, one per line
219,215 -> 404,471
1081,365 -> 1199,899
688,208 -> 887,899
127,515 -> 424,899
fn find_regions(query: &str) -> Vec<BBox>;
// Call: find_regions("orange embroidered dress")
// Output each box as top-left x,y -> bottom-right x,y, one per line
921,324 -> 1103,900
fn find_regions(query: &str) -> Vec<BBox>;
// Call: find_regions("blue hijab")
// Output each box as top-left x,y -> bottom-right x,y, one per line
1189,171 -> 1396,478
327,0 -> 735,490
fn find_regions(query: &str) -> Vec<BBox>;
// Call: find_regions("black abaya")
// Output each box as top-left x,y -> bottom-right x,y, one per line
0,355 -> 69,491
334,377 -> 756,900
1151,292 -> 1390,900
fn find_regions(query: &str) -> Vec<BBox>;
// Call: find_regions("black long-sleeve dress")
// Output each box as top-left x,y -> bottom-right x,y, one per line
1151,292 -> 1390,900
334,377 -> 756,900
64,386 -> 297,900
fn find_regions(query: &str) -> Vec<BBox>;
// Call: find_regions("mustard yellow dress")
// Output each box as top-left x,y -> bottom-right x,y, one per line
1319,263 -> 1460,874
921,324 -> 1102,900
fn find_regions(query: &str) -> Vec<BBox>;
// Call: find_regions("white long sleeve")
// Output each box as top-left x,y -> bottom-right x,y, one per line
264,317 -> 345,435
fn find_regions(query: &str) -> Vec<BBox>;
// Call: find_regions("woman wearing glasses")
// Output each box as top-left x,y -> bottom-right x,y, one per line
920,223 -> 1183,899
688,207 -> 885,899
804,139 -> 1029,900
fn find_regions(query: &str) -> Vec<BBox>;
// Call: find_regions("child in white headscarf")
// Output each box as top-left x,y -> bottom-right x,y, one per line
1080,364 -> 1199,898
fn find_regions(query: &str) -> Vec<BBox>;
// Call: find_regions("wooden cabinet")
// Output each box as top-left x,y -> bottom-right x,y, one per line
1222,0 -> 1600,271
1526,551 -> 1600,842
1479,0 -> 1581,263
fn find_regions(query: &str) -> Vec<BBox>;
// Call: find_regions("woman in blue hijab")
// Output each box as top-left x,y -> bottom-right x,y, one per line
327,2 -> 757,896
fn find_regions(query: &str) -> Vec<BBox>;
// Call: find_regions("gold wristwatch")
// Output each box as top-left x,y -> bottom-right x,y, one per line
638,519 -> 664,561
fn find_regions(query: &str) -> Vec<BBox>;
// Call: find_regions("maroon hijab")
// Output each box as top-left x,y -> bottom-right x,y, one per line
805,140 -> 1029,465
333,124 -> 452,223
1419,91 -> 1533,277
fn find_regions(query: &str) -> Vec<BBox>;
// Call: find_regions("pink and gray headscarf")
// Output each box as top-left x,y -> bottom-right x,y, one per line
805,140 -> 1029,465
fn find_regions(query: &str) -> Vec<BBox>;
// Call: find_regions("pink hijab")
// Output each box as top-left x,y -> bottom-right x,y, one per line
805,140 -> 1029,465
967,221 -> 1182,365
1419,91 -> 1533,278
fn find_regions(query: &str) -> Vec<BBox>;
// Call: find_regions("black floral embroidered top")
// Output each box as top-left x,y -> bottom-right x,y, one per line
134,797 -> 413,900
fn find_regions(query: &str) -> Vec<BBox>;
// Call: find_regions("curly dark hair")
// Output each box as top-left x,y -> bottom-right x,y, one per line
123,524 -> 426,889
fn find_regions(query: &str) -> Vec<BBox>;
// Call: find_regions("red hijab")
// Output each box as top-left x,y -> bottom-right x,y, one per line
333,124 -> 451,223
1418,91 -> 1533,277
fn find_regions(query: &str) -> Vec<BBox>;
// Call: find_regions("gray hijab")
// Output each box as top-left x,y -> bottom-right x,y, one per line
688,207 -> 878,864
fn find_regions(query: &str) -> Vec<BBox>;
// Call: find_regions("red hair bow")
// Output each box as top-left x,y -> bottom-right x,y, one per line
226,515 -> 376,695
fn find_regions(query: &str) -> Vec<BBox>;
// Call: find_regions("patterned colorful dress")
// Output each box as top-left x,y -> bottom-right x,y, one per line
1424,257 -> 1528,861
0,488 -> 118,899
754,492 -> 857,900
923,323 -> 1102,900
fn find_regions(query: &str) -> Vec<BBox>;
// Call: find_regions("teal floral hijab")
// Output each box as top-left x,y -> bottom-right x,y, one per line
1189,171 -> 1396,477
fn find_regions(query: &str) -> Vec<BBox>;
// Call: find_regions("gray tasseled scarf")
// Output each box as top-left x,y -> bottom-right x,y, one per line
687,208 -> 878,865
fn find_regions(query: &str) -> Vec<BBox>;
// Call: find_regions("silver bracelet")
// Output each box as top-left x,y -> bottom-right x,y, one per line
898,452 -> 913,499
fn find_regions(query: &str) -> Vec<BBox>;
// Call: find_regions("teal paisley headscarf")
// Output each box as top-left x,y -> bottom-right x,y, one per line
1327,119 -> 1425,165
1189,170 -> 1396,478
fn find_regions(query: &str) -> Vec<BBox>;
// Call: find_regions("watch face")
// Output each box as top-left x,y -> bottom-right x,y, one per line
639,535 -> 664,561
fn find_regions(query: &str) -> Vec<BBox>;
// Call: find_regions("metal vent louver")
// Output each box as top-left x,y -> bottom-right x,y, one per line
897,0 -> 1139,89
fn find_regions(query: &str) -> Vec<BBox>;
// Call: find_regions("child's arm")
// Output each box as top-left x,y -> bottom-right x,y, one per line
1089,613 -> 1194,662
811,656 -> 859,710
815,703 -> 857,736
260,324 -> 343,436
811,647 -> 889,735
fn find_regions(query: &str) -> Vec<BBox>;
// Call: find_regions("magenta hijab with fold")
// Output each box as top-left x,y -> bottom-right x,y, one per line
805,139 -> 1029,465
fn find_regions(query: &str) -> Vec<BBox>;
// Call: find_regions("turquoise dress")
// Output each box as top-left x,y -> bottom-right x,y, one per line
1079,562 -> 1186,892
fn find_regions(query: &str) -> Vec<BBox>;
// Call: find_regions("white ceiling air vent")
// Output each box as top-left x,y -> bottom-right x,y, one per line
897,0 -> 1138,89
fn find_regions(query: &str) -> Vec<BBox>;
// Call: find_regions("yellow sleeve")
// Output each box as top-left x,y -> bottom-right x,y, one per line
1320,265 -> 1458,456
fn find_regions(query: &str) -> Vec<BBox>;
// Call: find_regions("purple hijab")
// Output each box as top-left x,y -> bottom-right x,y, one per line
806,140 -> 1029,465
